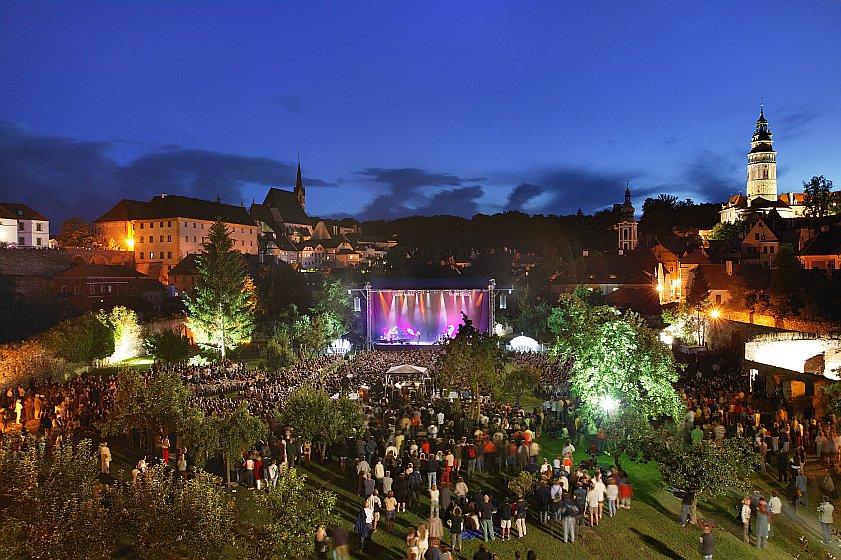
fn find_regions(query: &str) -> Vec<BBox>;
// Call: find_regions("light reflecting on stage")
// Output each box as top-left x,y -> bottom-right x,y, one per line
373,289 -> 488,344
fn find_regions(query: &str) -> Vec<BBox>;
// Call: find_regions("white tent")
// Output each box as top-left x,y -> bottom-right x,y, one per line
508,335 -> 540,353
386,364 -> 429,375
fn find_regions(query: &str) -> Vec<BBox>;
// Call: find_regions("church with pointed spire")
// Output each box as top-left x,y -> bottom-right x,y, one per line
720,106 -> 807,223
250,158 -> 313,245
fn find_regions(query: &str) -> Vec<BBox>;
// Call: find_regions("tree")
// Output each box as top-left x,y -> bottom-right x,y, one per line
549,292 -> 682,428
686,268 -> 711,345
106,306 -> 142,363
511,285 -> 551,339
45,311 -> 114,363
708,219 -> 749,241
768,243 -> 802,317
437,314 -> 506,420
179,406 -> 223,470
312,277 -> 353,334
263,330 -> 296,372
242,468 -> 338,560
99,367 -> 192,454
54,217 -> 96,248
277,384 -> 363,446
601,408 -> 659,469
658,437 -> 759,499
112,465 -> 235,560
184,220 -> 255,358
144,329 -> 190,363
502,362 -> 542,405
218,402 -> 267,487
803,175 -> 837,218
0,438 -> 115,560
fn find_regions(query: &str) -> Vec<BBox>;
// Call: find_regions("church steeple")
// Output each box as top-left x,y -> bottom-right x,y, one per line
617,182 -> 638,253
294,156 -> 306,212
746,105 -> 777,203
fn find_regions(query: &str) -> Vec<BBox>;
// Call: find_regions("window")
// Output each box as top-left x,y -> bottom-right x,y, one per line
150,222 -> 153,228
159,235 -> 164,242
167,235 -> 171,242
763,246 -> 767,253
100,285 -> 105,294
73,285 -> 79,295
18,222 -> 24,231
18,237 -> 24,245
201,223 -> 204,229
770,246 -> 775,254
193,222 -> 196,228
160,221 -> 164,227
139,236 -> 143,243
138,252 -> 143,260
36,223 -> 42,231
193,236 -> 197,242
150,252 -> 155,259
168,221 -> 171,227
185,236 -> 189,242
167,251 -> 172,259
36,237 -> 42,246
107,285 -> 112,293
715,294 -> 722,304
184,222 -> 188,228
89,285 -> 95,294
755,233 -> 760,240
61,285 -> 67,294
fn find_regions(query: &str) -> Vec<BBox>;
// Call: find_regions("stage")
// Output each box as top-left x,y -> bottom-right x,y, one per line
354,278 -> 502,347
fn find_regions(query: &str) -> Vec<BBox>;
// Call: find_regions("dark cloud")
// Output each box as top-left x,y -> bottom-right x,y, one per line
775,108 -> 819,140
663,136 -> 678,145
506,183 -> 545,211
272,94 -> 306,113
678,149 -> 742,203
521,167 -> 636,215
0,121 -> 334,224
356,167 -> 482,220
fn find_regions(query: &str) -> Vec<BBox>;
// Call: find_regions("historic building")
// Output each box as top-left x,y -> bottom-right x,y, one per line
616,183 -> 638,253
0,203 -> 50,248
720,107 -> 807,223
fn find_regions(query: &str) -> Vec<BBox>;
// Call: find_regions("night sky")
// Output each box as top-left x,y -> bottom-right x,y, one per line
2,1 -> 840,225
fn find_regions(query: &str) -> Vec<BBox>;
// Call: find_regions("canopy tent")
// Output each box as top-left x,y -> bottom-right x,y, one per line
508,335 -> 540,353
384,364 -> 433,398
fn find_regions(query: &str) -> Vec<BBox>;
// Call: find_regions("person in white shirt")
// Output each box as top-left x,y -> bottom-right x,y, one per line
741,497 -> 752,543
593,474 -> 607,518
562,441 -> 575,457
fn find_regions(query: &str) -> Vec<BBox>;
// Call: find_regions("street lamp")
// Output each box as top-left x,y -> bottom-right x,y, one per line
709,308 -> 721,319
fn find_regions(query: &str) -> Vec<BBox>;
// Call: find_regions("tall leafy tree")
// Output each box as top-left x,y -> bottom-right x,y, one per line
45,311 -> 115,364
803,175 -> 837,218
686,267 -> 711,345
658,437 -> 759,499
143,329 -> 190,363
549,292 -> 682,428
277,384 -> 364,446
437,314 -> 506,420
185,220 -> 255,358
54,217 -> 96,248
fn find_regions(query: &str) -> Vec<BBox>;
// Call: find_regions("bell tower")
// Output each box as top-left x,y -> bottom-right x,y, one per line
746,105 -> 777,203
617,181 -> 638,253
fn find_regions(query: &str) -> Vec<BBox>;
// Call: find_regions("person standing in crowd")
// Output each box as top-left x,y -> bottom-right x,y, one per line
755,497 -> 770,549
740,497 -> 751,543
448,505 -> 464,552
818,496 -> 835,545
479,494 -> 496,542
314,525 -> 329,560
699,523 -> 715,560
330,524 -> 349,560
515,494 -> 529,538
680,489 -> 695,527
99,441 -> 111,474
384,490 -> 397,532
406,527 -> 419,560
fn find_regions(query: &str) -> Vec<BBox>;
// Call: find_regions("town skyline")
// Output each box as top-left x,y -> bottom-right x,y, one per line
2,2 -> 840,225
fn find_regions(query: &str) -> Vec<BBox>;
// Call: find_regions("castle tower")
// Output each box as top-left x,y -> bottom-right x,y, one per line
294,159 -> 306,212
746,106 -> 777,203
618,182 -> 638,253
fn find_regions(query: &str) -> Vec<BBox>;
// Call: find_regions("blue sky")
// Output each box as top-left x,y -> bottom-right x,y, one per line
1,1 -> 840,224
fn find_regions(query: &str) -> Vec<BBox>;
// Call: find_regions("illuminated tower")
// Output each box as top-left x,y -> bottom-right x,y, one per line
746,106 -> 777,203
294,159 -> 306,212
617,182 -> 638,253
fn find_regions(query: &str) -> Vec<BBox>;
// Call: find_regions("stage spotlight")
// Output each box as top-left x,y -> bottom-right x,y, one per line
499,293 -> 507,309
353,297 -> 361,312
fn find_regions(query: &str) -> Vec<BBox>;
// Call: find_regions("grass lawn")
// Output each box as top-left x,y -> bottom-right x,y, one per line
287,434 -> 837,560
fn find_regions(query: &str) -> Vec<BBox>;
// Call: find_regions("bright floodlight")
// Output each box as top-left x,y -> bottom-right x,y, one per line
126,237 -> 135,249
709,308 -> 721,319
599,395 -> 619,414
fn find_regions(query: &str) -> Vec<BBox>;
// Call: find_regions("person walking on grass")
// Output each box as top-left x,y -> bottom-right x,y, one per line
515,494 -> 529,538
740,497 -> 751,544
818,496 -> 835,545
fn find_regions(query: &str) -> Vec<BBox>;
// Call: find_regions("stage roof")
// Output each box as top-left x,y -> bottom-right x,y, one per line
368,277 -> 491,290
386,364 -> 429,375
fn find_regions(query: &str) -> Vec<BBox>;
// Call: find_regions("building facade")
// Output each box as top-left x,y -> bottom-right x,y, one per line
0,203 -> 50,248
